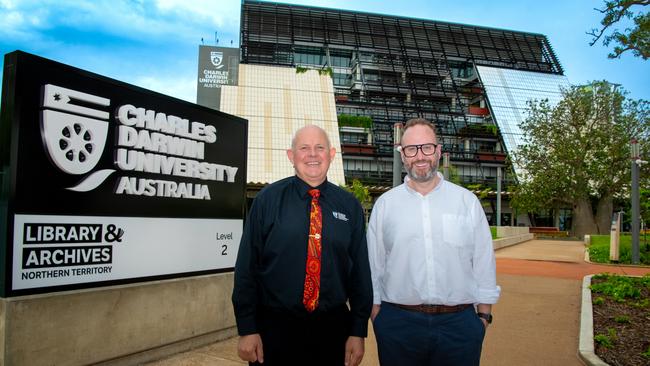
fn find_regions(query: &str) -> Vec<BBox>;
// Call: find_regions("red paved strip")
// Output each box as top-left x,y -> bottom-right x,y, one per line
497,258 -> 650,280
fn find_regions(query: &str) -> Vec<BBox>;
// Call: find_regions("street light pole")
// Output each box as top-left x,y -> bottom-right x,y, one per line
630,139 -> 641,264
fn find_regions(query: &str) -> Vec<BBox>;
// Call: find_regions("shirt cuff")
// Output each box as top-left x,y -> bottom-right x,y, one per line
477,285 -> 501,304
235,315 -> 258,336
350,316 -> 369,338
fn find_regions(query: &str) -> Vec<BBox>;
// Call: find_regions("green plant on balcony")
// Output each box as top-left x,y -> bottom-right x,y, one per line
460,123 -> 498,136
318,66 -> 333,77
295,66 -> 333,78
337,114 -> 373,129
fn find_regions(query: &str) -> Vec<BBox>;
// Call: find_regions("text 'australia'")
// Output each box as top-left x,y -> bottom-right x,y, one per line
112,104 -> 240,200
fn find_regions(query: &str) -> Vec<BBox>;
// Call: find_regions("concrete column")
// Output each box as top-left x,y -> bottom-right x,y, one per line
393,123 -> 403,187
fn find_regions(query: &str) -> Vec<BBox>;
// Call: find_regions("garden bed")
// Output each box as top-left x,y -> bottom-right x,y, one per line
590,273 -> 650,365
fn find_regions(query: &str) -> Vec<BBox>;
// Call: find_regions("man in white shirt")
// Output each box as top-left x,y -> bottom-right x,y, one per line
367,118 -> 500,366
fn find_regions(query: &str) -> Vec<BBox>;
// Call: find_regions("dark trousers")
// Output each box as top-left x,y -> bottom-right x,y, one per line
373,302 -> 485,366
251,306 -> 351,366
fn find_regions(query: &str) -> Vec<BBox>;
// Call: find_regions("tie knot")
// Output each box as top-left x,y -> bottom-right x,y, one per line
309,189 -> 320,199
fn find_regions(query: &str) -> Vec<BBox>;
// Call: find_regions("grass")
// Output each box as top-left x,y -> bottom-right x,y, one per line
490,226 -> 497,239
587,234 -> 650,265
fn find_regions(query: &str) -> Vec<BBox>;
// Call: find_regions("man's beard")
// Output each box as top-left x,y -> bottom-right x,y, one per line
406,159 -> 438,182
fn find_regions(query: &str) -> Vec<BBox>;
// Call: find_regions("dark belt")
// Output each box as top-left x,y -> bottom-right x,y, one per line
387,302 -> 472,314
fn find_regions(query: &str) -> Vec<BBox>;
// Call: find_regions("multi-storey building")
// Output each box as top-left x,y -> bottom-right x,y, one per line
238,0 -> 569,225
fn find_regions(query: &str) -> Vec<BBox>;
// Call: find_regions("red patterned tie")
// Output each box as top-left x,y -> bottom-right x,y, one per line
303,188 -> 322,312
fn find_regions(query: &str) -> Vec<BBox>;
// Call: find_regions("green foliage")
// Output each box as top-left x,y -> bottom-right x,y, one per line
511,81 -> 649,237
633,298 -> 650,308
318,66 -> 333,77
337,114 -> 373,129
614,315 -> 630,323
588,234 -> 650,264
642,344 -> 650,358
342,179 -> 371,207
295,66 -> 333,78
461,123 -> 498,136
608,327 -> 618,341
594,333 -> 614,348
588,0 -> 650,60
594,296 -> 606,305
466,183 -> 491,200
445,164 -> 463,186
590,273 -> 646,302
490,226 -> 498,239
641,188 -> 650,227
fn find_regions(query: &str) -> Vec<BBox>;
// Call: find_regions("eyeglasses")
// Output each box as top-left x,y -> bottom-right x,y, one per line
399,143 -> 437,157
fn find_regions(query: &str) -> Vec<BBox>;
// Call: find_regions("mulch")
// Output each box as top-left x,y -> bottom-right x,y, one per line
591,277 -> 650,366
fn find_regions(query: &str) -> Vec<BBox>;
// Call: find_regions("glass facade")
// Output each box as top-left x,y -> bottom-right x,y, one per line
476,66 -> 569,166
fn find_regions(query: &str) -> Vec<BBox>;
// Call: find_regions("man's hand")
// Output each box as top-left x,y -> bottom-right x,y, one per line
370,304 -> 381,321
344,336 -> 364,366
237,334 -> 264,363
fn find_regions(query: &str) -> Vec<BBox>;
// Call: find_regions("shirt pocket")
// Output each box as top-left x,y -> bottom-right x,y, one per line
442,214 -> 471,248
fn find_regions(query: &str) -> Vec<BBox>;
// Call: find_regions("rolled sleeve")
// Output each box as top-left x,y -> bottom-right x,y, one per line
471,198 -> 501,304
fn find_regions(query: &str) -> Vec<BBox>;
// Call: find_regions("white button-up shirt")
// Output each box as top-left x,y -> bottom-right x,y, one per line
367,173 -> 501,306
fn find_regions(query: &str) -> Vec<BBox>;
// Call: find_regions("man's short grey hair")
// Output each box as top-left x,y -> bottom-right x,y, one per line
291,125 -> 332,149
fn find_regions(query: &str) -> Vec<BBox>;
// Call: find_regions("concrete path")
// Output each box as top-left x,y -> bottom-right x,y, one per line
146,240 -> 650,366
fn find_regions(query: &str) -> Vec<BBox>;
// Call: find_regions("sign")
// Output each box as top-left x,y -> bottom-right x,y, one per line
0,51 -> 248,296
196,46 -> 239,110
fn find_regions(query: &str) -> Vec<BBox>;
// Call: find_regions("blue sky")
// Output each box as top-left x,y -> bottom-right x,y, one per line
1,0 -> 647,103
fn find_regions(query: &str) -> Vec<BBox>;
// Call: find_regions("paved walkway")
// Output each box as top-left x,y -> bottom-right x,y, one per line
146,240 -> 650,366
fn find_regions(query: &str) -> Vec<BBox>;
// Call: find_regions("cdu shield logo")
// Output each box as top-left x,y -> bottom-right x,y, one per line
210,51 -> 224,69
41,84 -> 115,192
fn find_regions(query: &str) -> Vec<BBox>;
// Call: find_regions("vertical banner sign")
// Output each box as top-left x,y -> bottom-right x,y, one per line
196,46 -> 239,110
0,51 -> 248,296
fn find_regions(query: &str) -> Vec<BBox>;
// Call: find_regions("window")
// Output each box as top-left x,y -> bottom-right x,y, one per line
294,46 -> 325,66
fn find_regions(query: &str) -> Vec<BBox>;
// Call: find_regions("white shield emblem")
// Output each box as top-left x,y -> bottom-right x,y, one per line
210,51 -> 224,69
41,84 -> 110,175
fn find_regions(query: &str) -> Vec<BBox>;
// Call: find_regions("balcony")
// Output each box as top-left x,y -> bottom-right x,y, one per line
344,169 -> 393,186
458,123 -> 498,138
468,106 -> 489,116
341,143 -> 376,155
476,151 -> 507,162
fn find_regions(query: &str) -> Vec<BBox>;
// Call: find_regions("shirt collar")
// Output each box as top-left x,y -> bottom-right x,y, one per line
293,176 -> 329,199
403,172 -> 445,196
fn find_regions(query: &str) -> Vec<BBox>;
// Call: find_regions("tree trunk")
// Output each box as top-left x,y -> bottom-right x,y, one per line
572,198 -> 598,239
595,194 -> 614,235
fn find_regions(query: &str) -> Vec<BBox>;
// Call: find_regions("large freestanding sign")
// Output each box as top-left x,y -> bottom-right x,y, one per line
0,51 -> 248,296
196,46 -> 239,110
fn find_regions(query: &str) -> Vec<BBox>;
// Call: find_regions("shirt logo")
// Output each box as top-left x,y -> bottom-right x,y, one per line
332,212 -> 348,222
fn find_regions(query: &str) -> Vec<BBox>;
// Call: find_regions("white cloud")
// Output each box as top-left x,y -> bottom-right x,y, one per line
1,0 -> 240,47
134,74 -> 197,103
155,0 -> 241,28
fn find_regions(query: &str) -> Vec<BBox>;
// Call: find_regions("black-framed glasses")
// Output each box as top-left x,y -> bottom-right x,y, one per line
399,143 -> 437,157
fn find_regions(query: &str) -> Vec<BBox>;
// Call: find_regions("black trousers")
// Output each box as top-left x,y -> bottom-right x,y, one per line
251,306 -> 351,366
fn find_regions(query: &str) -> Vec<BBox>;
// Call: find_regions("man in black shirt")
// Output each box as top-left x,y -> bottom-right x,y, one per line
232,125 -> 372,366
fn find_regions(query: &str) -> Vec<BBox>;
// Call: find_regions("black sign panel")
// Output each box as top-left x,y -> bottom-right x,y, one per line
0,51 -> 248,296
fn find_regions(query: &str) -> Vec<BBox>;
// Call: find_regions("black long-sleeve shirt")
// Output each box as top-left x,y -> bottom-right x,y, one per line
232,176 -> 372,337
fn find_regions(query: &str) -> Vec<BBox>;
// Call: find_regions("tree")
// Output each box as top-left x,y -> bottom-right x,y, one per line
344,179 -> 371,207
511,81 -> 649,238
588,0 -> 650,59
